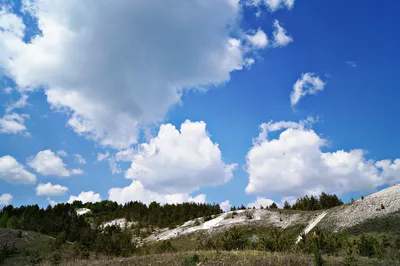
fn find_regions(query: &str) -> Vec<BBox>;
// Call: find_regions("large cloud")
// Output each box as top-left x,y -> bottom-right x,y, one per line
0,113 -> 29,135
108,180 -> 206,205
0,155 -> 36,184
0,193 -> 13,205
0,0 -> 270,149
124,120 -> 237,194
27,149 -> 83,177
246,118 -> 400,198
68,191 -> 101,204
36,182 -> 68,196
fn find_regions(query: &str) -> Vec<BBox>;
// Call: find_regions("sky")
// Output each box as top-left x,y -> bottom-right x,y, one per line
1,0 -> 400,211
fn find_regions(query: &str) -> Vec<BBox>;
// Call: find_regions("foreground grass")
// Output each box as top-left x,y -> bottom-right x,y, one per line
37,250 -> 390,266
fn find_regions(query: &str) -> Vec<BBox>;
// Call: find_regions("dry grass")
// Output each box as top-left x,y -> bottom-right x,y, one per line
38,250 -> 389,266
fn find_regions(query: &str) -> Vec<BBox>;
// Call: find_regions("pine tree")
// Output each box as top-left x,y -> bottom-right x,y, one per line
283,201 -> 291,209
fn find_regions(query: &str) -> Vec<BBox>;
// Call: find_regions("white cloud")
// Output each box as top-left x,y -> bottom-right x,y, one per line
108,180 -> 206,205
97,151 -> 110,162
346,61 -> 357,68
6,94 -> 28,112
0,193 -> 12,205
56,150 -> 67,157
68,191 -> 101,204
220,200 -> 232,212
73,154 -> 86,164
290,73 -> 325,106
115,148 -> 135,162
47,197 -> 58,206
247,29 -> 268,48
125,120 -> 237,194
36,182 -> 68,196
0,0 -> 263,149
273,20 -> 293,47
0,155 -> 36,184
246,119 -> 400,199
27,149 -> 83,177
0,113 -> 29,135
248,0 -> 295,12
247,197 -> 275,209
3,87 -> 13,94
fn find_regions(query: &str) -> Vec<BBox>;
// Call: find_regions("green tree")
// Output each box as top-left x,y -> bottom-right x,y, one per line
312,232 -> 325,266
283,201 -> 291,209
221,227 -> 247,251
269,203 -> 278,209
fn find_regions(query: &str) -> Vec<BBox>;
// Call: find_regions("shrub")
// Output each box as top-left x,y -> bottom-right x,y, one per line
312,232 -> 325,266
156,240 -> 176,253
246,211 -> 253,220
357,235 -> 378,258
193,219 -> 201,226
29,249 -> 43,265
50,251 -> 62,265
197,238 -> 217,250
344,244 -> 357,266
181,254 -> 200,266
221,227 -> 247,251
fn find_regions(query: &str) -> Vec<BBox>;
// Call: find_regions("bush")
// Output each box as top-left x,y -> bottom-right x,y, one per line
156,240 -> 176,253
357,235 -> 378,258
312,232 -> 325,266
181,254 -> 200,266
246,211 -> 253,220
221,227 -> 247,251
50,251 -> 62,265
0,249 -> 5,264
29,249 -> 43,265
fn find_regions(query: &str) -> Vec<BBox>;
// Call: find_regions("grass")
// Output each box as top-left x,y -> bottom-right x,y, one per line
37,250 -> 388,266
345,211 -> 400,235
0,228 -> 73,265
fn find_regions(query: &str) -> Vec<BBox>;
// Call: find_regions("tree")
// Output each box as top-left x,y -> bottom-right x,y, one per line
269,203 -> 278,209
221,227 -> 247,251
283,201 -> 291,209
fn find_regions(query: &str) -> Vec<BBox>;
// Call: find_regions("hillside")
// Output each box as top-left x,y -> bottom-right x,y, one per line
1,185 -> 400,265
145,185 -> 400,243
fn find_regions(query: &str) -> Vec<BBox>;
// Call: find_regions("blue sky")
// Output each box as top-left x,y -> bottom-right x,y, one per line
1,0 -> 400,210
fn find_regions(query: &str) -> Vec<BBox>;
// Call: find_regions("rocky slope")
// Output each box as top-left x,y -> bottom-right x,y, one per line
145,184 -> 400,242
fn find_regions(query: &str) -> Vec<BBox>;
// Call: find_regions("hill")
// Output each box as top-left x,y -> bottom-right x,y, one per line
1,185 -> 400,265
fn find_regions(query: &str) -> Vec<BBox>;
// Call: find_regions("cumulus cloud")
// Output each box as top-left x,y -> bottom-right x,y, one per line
0,193 -> 13,205
246,118 -> 400,199
6,94 -> 28,112
0,113 -> 29,135
247,29 -> 268,48
56,150 -> 67,157
68,191 -> 101,204
273,20 -> 293,47
27,149 -> 83,177
0,155 -> 36,184
290,73 -> 325,106
0,0 -> 266,149
220,200 -> 232,212
248,0 -> 295,12
97,151 -> 110,162
247,197 -> 275,209
73,154 -> 86,164
36,182 -> 68,196
108,180 -> 206,205
47,197 -> 58,206
125,120 -> 237,194
3,87 -> 13,94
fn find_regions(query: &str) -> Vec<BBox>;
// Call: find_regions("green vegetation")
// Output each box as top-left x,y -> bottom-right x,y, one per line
0,192 -> 399,265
